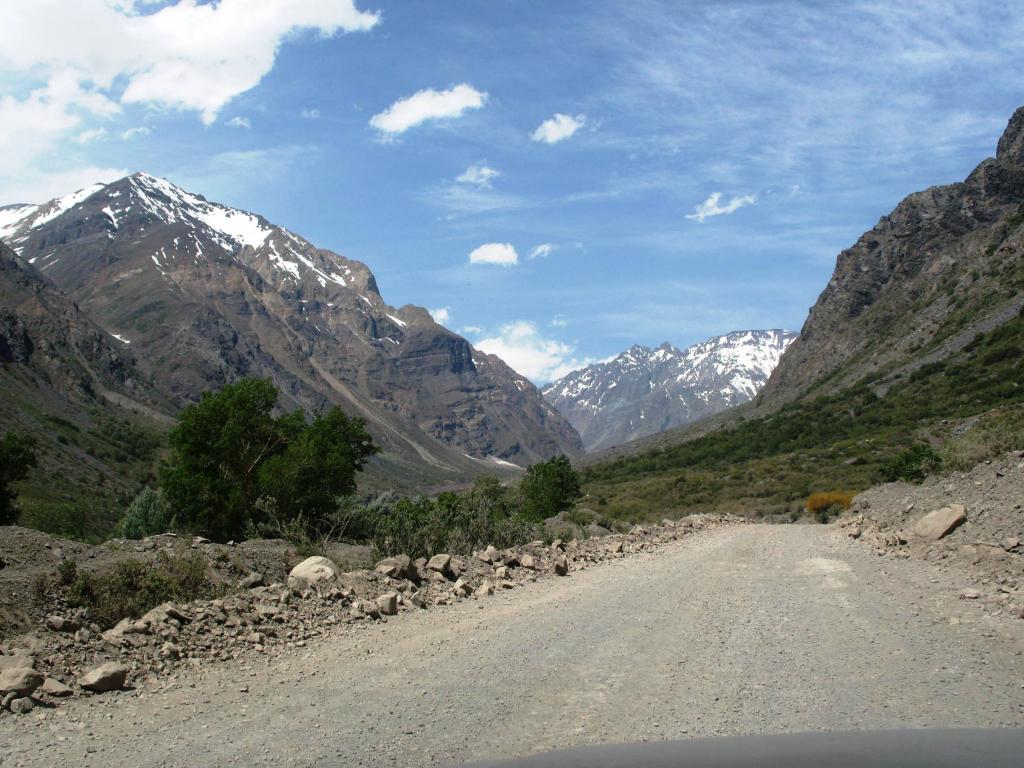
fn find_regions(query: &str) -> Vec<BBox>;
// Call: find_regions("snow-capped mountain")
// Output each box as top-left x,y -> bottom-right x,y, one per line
543,330 -> 797,452
0,173 -> 582,488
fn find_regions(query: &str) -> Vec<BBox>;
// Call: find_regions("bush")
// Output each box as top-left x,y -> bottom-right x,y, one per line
370,476 -> 537,559
159,378 -> 377,541
805,490 -> 856,517
0,432 -> 38,525
880,444 -> 942,483
67,551 -> 215,628
117,487 -> 172,539
518,455 -> 582,523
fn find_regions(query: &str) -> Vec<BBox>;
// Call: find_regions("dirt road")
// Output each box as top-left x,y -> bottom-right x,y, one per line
2,525 -> 1022,766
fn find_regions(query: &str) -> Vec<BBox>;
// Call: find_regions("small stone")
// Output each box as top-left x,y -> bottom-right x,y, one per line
520,554 -> 537,569
0,667 -> 43,697
609,542 -> 624,554
41,677 -> 73,697
78,662 -> 129,692
45,615 -> 81,633
376,592 -> 399,616
493,566 -> 509,579
961,588 -> 981,600
554,556 -> 569,576
425,553 -> 453,575
474,580 -> 495,598
240,572 -> 265,589
160,642 -> 182,659
8,696 -> 34,715
452,578 -> 472,596
551,539 -> 564,551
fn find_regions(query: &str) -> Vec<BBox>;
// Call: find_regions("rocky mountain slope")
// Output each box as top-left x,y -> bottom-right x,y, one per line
544,330 -> 795,451
0,173 -> 582,490
0,242 -> 169,532
759,106 -> 1024,407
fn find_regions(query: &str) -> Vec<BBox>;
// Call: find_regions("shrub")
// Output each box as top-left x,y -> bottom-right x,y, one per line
805,490 -> 856,524
880,444 -> 942,483
57,558 -> 78,586
67,551 -> 215,628
117,487 -> 172,539
0,432 -> 38,525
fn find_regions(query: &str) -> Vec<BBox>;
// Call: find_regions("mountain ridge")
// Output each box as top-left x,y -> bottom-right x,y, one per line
543,329 -> 796,452
0,172 -> 582,491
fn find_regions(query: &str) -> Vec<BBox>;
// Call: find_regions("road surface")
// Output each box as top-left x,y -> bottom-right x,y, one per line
2,525 -> 1022,767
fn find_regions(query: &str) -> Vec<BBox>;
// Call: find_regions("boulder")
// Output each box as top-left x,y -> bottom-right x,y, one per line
8,697 -> 34,715
287,556 -> 340,592
375,555 -> 415,580
553,556 -> 569,576
0,655 -> 35,672
0,667 -> 43,697
520,554 -> 537,569
376,592 -> 399,616
474,580 -> 495,598
913,505 -> 966,540
425,554 -> 453,575
452,578 -> 472,596
41,677 -> 73,697
476,546 -> 498,564
45,615 -> 80,633
78,662 -> 130,692
493,566 -> 509,579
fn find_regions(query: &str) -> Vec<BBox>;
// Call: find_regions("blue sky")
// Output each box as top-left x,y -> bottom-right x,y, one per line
1,1 -> 1023,383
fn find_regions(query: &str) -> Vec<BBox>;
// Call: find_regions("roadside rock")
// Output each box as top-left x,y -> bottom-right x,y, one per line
376,592 -> 398,616
426,554 -> 453,576
913,504 -> 967,540
375,555 -> 415,581
474,580 -> 495,598
287,556 -> 340,592
78,662 -> 129,692
41,677 -> 73,696
45,615 -> 80,633
8,696 -> 34,714
0,667 -> 43,697
554,556 -> 569,576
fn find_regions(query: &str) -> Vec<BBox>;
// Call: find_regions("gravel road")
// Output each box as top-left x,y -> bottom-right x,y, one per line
3,524 -> 1023,767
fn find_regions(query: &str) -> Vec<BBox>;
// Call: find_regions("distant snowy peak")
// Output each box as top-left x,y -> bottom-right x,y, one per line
543,330 -> 797,452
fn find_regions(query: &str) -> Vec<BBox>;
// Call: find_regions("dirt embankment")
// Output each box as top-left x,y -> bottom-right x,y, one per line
840,450 -> 1024,619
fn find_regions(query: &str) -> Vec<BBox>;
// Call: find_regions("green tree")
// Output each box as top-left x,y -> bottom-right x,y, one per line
159,378 -> 376,541
258,406 -> 377,533
117,487 -> 172,539
0,432 -> 38,525
518,455 -> 582,523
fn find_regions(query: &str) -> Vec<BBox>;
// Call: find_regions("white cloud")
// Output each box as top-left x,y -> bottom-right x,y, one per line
429,307 -> 452,325
475,321 -> 592,383
300,108 -> 321,119
456,163 -> 500,188
1,1 -> 379,125
226,116 -> 251,129
529,243 -> 556,259
0,165 -> 128,206
468,242 -> 518,267
120,126 -> 151,140
370,84 -> 486,135
461,325 -> 482,335
531,113 -> 585,144
75,127 -> 107,144
685,192 -> 758,223
550,315 -> 568,328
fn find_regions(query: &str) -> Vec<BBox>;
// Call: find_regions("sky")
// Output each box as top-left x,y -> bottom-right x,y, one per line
1,0 -> 1023,384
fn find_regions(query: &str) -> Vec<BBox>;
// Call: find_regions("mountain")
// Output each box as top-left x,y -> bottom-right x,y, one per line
0,173 -> 582,491
759,106 -> 1024,407
0,241 -> 171,533
543,330 -> 796,452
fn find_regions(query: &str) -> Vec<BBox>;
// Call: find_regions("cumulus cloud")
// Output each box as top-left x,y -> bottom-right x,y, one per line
429,306 -> 452,325
531,113 -> 585,144
468,242 -> 518,267
226,116 -> 251,129
529,243 -> 556,259
685,192 -> 757,223
474,321 -> 592,383
456,163 -> 500,188
1,1 -> 379,125
120,126 -> 151,140
370,84 -> 486,135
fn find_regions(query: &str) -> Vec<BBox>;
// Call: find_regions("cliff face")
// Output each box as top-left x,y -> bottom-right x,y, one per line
1,173 -> 581,489
760,107 -> 1024,406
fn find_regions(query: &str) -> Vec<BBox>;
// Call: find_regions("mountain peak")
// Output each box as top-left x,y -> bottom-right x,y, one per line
996,105 -> 1024,165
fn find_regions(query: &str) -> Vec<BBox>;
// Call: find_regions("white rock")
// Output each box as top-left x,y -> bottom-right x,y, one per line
0,667 -> 43,697
78,662 -> 129,692
287,556 -> 340,592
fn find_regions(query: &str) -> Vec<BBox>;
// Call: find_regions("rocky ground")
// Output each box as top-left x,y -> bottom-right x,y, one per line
0,515 -> 738,721
1,523 -> 1022,767
840,450 -> 1024,620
